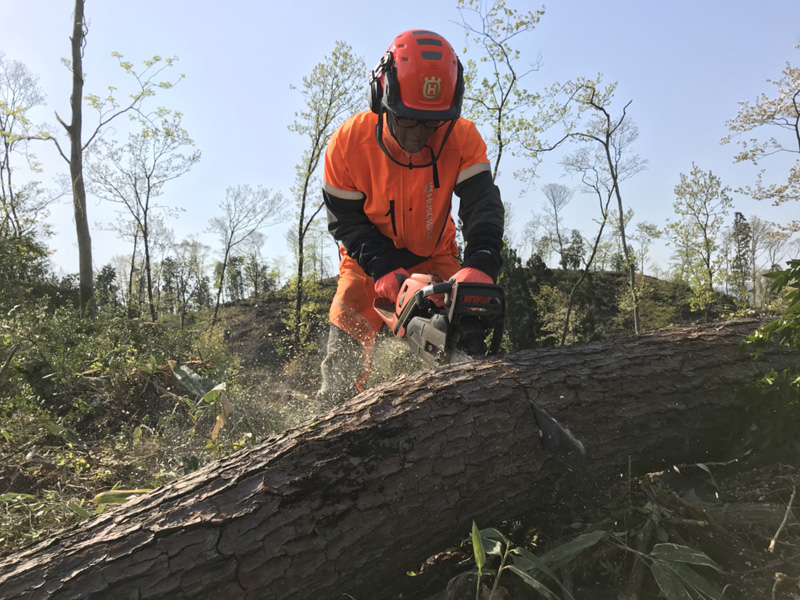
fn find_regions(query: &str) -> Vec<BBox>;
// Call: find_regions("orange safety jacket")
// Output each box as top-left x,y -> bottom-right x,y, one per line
322,110 -> 504,351
323,110 -> 504,281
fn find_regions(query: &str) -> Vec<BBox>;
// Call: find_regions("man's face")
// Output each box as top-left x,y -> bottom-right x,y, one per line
388,114 -> 443,154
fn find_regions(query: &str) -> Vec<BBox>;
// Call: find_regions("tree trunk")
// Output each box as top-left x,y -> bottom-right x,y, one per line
212,243 -> 231,326
293,200 -> 306,352
142,226 -> 157,322
0,320 -> 791,600
127,228 -> 139,308
68,0 -> 94,317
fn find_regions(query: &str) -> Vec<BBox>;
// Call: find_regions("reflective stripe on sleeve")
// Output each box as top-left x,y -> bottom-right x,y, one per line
456,162 -> 491,185
323,181 -> 365,201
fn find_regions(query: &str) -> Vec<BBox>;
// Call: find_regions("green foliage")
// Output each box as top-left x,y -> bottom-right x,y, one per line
279,275 -> 330,357
457,0 -> 548,179
94,264 -> 119,308
497,246 -> 551,351
467,524 -> 605,600
0,232 -> 51,310
288,40 -> 364,348
741,259 -> 800,456
729,212 -> 753,305
0,296 -> 247,554
467,523 -> 725,600
723,44 -> 800,214
666,164 -> 733,316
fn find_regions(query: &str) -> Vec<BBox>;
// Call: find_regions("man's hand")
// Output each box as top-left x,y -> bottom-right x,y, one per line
374,268 -> 410,303
451,267 -> 494,305
450,267 -> 493,285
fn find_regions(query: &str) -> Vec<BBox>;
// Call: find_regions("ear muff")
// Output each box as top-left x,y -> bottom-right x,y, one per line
368,51 -> 394,114
452,59 -> 465,113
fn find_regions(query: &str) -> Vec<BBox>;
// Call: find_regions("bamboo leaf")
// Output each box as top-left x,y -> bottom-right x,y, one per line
472,521 -> 486,571
172,364 -> 218,398
0,493 -> 37,503
650,561 -> 694,600
93,489 -> 153,505
538,530 -> 608,569
203,382 -> 227,405
67,501 -> 92,519
509,548 -> 575,598
651,544 -> 721,571
505,565 -> 560,600
669,562 -> 725,599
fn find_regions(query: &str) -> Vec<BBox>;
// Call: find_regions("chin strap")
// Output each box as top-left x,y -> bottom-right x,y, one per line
374,110 -> 455,189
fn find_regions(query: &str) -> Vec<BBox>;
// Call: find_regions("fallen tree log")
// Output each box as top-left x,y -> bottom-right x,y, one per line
0,319 -> 795,600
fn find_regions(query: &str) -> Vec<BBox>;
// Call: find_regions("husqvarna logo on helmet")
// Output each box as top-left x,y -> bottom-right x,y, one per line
423,77 -> 441,99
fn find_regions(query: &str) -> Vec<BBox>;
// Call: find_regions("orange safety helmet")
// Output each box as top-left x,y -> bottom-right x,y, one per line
368,30 -> 465,188
369,30 -> 464,121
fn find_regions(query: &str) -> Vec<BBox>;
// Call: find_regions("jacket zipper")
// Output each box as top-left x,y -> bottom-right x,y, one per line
385,200 -> 397,236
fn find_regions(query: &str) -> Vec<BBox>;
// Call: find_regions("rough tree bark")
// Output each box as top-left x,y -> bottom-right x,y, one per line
0,320 -> 793,600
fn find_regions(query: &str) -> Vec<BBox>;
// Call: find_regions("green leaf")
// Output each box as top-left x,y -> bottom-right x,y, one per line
505,565 -> 561,600
669,562 -> 725,599
93,489 -> 152,505
172,364 -> 218,398
509,548 -> 574,598
140,355 -> 157,375
650,561 -> 693,600
44,420 -> 65,436
478,527 -> 507,557
538,530 -> 608,569
651,544 -> 721,571
0,492 -> 37,503
472,521 -> 486,571
67,501 -> 92,519
43,420 -> 85,449
202,382 -> 227,405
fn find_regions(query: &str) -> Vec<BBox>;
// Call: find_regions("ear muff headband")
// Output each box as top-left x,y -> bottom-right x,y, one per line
452,59 -> 465,113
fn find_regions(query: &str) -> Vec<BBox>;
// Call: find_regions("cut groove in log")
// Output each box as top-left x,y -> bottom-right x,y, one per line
0,319 -> 793,600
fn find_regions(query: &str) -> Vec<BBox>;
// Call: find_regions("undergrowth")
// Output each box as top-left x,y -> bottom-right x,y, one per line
0,301 -> 294,554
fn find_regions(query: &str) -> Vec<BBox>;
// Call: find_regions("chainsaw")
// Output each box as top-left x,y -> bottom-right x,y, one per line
374,273 -> 586,470
374,273 -> 505,367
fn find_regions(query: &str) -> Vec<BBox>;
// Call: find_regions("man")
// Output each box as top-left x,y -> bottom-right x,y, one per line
317,29 -> 504,404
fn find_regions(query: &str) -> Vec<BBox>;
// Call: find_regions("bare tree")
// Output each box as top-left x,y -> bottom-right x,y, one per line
288,40 -> 364,351
559,79 -> 647,333
209,185 -> 284,325
631,221 -> 662,277
44,0 -> 184,315
87,111 -> 199,321
457,0 -> 547,180
749,216 -> 790,308
0,52 -> 48,239
539,183 -> 574,266
240,232 -> 269,298
557,147 -> 614,344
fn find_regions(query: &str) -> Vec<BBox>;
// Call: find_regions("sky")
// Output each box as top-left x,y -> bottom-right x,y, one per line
3,0 -> 800,279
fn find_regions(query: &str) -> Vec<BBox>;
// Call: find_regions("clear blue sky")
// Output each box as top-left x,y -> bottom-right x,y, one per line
4,0 -> 800,277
